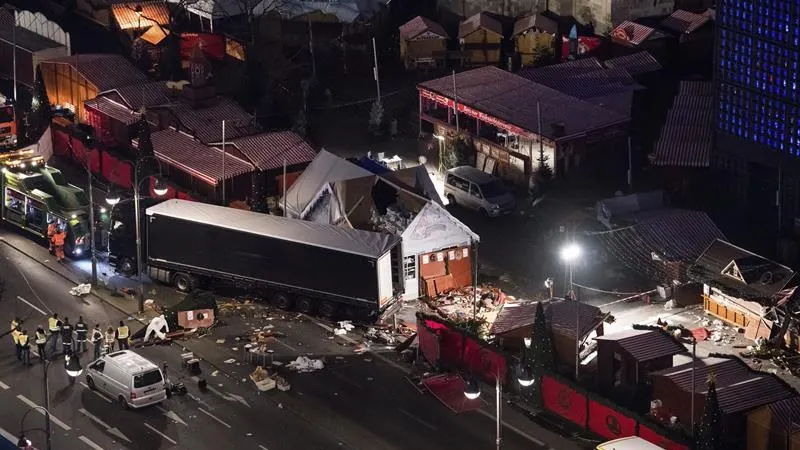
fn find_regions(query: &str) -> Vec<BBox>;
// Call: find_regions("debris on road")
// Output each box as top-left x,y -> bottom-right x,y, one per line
69,283 -> 92,296
250,366 -> 276,391
215,339 -> 226,344
287,356 -> 324,372
334,321 -> 354,335
224,358 -> 236,364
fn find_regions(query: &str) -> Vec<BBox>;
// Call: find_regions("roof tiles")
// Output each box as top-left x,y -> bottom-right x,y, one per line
595,328 -> 686,362
230,131 -> 316,171
611,21 -> 656,46
651,80 -> 713,168
399,16 -> 448,40
167,97 -> 259,144
151,129 -> 254,184
84,97 -> 141,125
44,54 -> 147,92
513,13 -> 558,35
661,9 -> 711,34
459,12 -> 502,38
604,51 -> 662,76
111,1 -> 170,30
491,299 -> 605,339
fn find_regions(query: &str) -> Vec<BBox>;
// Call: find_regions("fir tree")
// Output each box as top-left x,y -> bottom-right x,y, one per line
527,302 -> 555,406
29,66 -> 52,138
696,374 -> 724,450
250,171 -> 268,213
134,114 -> 155,185
368,100 -> 384,136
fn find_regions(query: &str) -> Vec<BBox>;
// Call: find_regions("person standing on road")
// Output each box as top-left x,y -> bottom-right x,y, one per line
18,330 -> 30,366
60,317 -> 73,355
48,313 -> 61,354
75,317 -> 87,353
104,326 -> 116,354
34,327 -> 47,361
47,220 -> 57,254
11,322 -> 22,361
91,324 -> 103,360
53,228 -> 66,263
116,321 -> 130,350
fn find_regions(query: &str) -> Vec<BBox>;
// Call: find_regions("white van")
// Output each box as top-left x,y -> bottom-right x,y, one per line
85,350 -> 167,409
444,166 -> 516,217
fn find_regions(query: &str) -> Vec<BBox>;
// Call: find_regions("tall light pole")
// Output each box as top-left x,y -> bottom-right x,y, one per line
69,135 -> 98,285
105,157 -> 168,313
560,242 -> 582,380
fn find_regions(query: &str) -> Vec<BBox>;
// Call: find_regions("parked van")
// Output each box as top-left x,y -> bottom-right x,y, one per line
596,437 -> 665,450
444,166 -> 516,217
85,350 -> 167,409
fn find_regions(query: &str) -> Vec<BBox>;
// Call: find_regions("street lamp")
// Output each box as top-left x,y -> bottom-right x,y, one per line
517,364 -> 534,387
560,242 -> 582,380
106,157 -> 168,313
18,357 -> 83,450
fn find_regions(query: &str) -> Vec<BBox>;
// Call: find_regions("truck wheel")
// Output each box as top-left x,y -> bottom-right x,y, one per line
172,272 -> 195,292
272,292 -> 293,310
318,301 -> 337,319
118,257 -> 135,277
296,297 -> 316,314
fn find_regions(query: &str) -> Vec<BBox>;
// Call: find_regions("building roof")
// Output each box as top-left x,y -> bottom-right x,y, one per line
660,9 -> 712,34
44,54 -> 147,92
458,12 -> 502,38
165,97 -> 258,144
385,165 -> 444,205
611,21 -> 656,46
84,97 -> 141,125
399,16 -> 448,40
419,66 -> 629,141
228,131 -> 316,171
139,24 -> 169,46
513,13 -> 558,35
101,81 -> 173,110
0,25 -> 64,52
651,80 -> 713,168
281,150 -> 373,218
604,51 -> 662,76
111,1 -> 170,30
272,0 -> 387,23
150,129 -> 255,185
761,397 -> 800,432
691,239 -> 795,301
652,357 -> 797,415
594,328 -> 686,362
146,199 -> 401,259
490,299 -> 605,339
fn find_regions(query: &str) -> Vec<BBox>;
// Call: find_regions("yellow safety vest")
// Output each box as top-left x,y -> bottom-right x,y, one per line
35,332 -> 46,345
117,326 -> 129,339
18,334 -> 29,347
11,329 -> 21,344
48,318 -> 60,332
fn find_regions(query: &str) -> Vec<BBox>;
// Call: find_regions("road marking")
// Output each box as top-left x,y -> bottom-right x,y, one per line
78,408 -> 131,443
0,381 -> 9,390
17,295 -> 48,316
156,406 -> 188,426
259,445 -> 269,450
187,393 -> 214,410
17,395 -> 71,431
79,382 -> 112,403
144,423 -> 177,445
274,338 -> 297,352
476,409 -> 544,445
0,426 -> 18,444
397,408 -> 438,431
198,407 -> 231,429
79,436 -> 105,450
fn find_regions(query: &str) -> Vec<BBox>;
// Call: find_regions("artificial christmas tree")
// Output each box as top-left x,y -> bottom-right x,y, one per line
134,114 -> 156,185
696,374 -> 724,450
250,171 -> 268,213
527,301 -> 555,406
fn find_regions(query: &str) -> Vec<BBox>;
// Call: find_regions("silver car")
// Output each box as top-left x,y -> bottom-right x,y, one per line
444,166 -> 516,217
85,350 -> 167,409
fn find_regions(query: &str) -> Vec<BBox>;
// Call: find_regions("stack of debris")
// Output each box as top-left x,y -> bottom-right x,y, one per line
430,285 -> 507,322
250,366 -> 277,391
370,205 -> 415,235
248,325 -> 285,354
287,356 -> 325,373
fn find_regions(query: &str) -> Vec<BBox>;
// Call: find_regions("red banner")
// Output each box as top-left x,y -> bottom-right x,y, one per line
181,33 -> 225,60
417,319 -> 441,366
462,338 -> 507,385
87,148 -> 101,173
52,129 -> 70,156
101,152 -> 132,189
588,400 -> 636,441
542,376 -> 587,427
638,424 -> 690,450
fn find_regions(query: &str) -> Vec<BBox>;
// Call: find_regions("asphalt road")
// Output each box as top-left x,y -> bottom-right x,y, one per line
0,236 -> 555,450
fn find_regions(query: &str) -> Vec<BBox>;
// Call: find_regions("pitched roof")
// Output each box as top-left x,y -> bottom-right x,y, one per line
399,16 -> 448,40
84,97 -> 141,125
139,24 -> 169,46
660,9 -> 711,34
459,12 -> 502,38
651,80 -> 713,168
594,328 -> 686,362
150,129 -> 254,185
419,66 -> 629,141
228,131 -> 316,171
0,25 -> 64,52
652,357 -> 797,415
691,239 -> 795,301
111,1 -> 170,30
490,299 -> 605,339
44,54 -> 147,92
761,397 -> 800,432
604,51 -> 662,76
165,97 -> 258,144
101,81 -> 172,110
611,20 -> 656,46
513,13 -> 558,35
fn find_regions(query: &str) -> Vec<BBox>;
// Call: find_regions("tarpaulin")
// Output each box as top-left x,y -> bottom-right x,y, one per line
638,424 -> 690,450
588,399 -> 636,441
417,318 -> 441,366
542,376 -> 587,427
422,374 -> 483,413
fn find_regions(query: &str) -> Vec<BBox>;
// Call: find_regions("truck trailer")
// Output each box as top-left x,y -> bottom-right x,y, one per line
112,199 -> 401,319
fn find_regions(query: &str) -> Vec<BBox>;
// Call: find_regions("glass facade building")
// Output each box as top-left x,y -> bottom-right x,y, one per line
716,0 -> 800,155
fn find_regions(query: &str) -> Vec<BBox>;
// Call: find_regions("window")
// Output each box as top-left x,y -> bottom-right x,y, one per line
446,174 -> 469,192
133,369 -> 163,388
91,361 -> 105,372
403,256 -> 416,280
469,184 -> 482,199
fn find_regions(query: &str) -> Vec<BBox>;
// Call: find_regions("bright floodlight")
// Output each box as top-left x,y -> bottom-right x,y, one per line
464,378 -> 481,400
153,177 -> 169,196
65,354 -> 83,378
518,364 -> 535,387
106,191 -> 121,206
560,243 -> 582,263
523,337 -> 532,348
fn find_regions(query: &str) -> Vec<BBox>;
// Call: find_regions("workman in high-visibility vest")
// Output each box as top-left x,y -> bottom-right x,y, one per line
48,313 -> 61,354
116,321 -> 130,350
18,330 -> 30,366
35,327 -> 47,361
47,221 -> 57,253
75,316 -> 87,353
11,325 -> 22,361
91,324 -> 103,360
60,317 -> 73,355
53,229 -> 66,262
